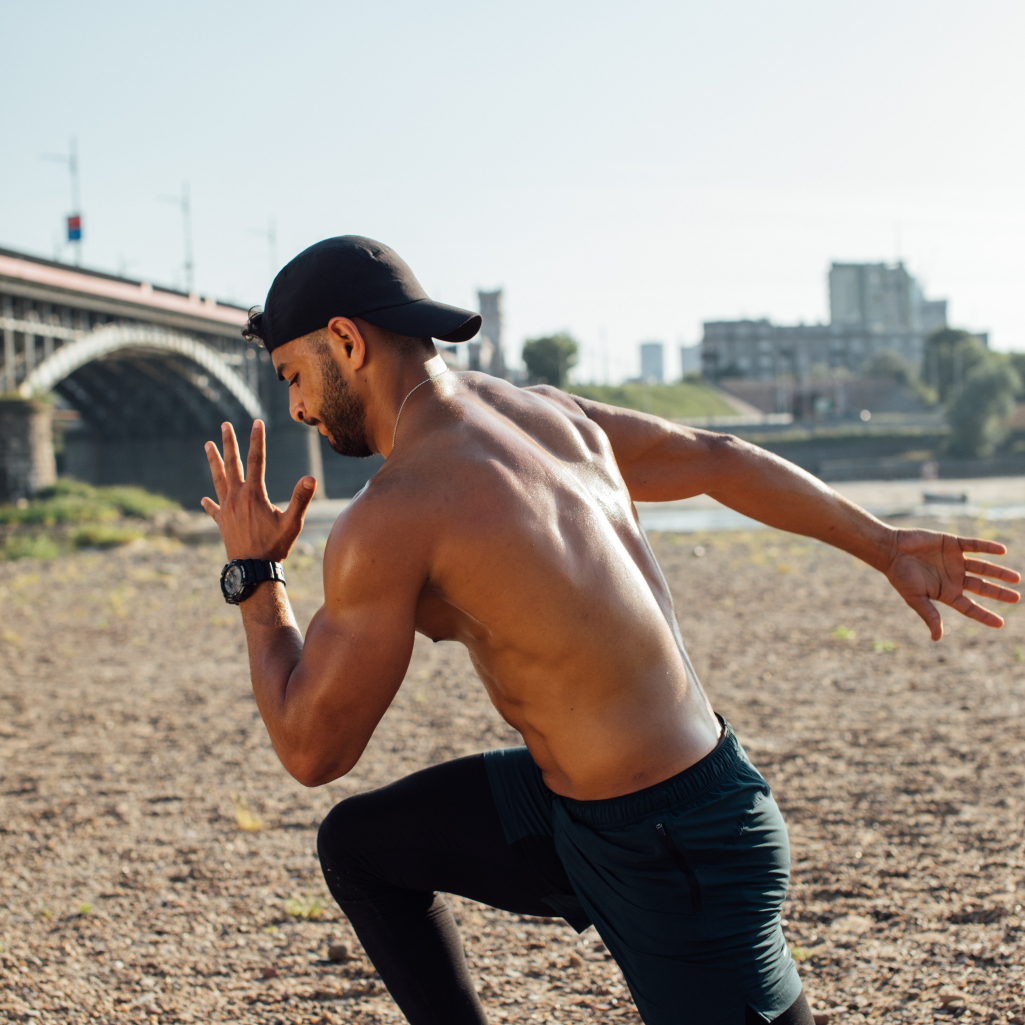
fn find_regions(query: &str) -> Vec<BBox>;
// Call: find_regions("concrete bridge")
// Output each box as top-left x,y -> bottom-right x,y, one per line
0,248 -> 380,507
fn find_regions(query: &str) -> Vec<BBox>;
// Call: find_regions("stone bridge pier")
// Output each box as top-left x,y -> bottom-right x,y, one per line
0,399 -> 56,503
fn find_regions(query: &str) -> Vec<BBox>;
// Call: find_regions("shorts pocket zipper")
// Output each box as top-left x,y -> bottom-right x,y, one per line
655,822 -> 703,913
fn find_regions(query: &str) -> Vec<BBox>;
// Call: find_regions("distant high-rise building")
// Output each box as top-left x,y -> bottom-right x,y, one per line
701,261 -> 951,382
828,262 -> 945,334
640,341 -> 664,383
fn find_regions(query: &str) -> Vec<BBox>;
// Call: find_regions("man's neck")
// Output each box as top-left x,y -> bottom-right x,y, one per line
370,353 -> 449,456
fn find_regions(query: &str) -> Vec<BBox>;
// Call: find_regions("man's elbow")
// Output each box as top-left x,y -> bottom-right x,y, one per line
282,751 -> 358,789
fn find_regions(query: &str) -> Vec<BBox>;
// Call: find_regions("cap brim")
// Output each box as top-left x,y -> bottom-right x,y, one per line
359,298 -> 481,343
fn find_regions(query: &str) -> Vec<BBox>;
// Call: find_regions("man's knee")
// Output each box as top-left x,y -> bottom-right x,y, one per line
317,793 -> 380,896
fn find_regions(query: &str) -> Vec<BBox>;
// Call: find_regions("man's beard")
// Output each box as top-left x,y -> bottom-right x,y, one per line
311,354 -> 373,458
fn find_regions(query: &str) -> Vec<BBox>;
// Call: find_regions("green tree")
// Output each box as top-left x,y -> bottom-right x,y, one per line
946,357 -> 1022,458
522,333 -> 578,388
922,329 -> 989,405
865,348 -> 937,406
1006,352 -> 1025,401
864,349 -> 916,388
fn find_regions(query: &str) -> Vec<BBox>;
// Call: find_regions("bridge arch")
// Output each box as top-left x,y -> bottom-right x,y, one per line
18,322 -> 266,422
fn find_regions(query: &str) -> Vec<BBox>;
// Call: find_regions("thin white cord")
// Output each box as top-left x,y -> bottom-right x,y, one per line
391,358 -> 449,451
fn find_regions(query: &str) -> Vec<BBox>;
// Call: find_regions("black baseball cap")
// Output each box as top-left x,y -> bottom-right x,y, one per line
246,235 -> 482,352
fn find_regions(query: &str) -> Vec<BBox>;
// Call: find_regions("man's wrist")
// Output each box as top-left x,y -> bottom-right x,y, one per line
856,521 -> 901,574
221,559 -> 286,605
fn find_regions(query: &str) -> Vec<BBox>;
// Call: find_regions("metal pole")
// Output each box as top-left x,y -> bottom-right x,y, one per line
69,138 -> 81,266
267,217 -> 276,283
41,139 -> 82,265
182,182 -> 194,294
158,184 -> 194,293
249,218 -> 278,288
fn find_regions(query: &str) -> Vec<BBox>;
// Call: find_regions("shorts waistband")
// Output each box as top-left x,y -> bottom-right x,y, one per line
556,717 -> 749,828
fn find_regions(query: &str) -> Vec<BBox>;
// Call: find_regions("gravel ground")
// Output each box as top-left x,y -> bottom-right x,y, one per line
1,518 -> 1024,1024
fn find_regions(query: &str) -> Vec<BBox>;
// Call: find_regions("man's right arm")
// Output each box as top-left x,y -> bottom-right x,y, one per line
562,392 -> 1019,639
552,391 -> 885,557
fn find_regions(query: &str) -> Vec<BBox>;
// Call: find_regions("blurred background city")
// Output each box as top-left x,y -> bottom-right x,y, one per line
1,1 -> 1024,516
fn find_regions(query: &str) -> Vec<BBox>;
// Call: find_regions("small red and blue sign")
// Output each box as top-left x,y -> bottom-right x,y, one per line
67,215 -> 82,241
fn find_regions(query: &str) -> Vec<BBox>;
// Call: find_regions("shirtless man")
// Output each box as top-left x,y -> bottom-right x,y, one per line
202,237 -> 1020,1025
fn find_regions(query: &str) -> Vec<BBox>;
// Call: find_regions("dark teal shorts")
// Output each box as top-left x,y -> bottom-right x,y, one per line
483,720 -> 803,1024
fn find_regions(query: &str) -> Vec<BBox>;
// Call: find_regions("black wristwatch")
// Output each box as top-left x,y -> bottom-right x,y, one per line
220,559 -> 286,605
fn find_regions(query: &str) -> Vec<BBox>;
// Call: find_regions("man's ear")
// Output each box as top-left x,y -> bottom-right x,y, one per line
326,317 -> 367,370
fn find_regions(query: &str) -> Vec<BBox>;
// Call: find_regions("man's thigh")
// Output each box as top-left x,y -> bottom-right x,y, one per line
317,753 -> 580,921
549,729 -> 803,1024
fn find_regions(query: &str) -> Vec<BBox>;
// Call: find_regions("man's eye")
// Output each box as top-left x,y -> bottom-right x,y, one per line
288,376 -> 299,387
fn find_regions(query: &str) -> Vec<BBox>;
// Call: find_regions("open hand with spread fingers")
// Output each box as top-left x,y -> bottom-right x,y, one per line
201,420 -> 317,562
883,527 -> 1021,641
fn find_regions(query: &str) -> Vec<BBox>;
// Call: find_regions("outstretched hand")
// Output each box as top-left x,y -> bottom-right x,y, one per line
201,420 -> 317,561
884,528 -> 1021,641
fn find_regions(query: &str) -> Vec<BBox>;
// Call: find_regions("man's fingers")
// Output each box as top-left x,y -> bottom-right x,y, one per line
962,575 -> 1021,605
246,420 -> 268,497
200,496 -> 221,521
221,422 -> 245,488
958,536 -> 1007,556
905,594 -> 943,642
204,440 -> 228,503
963,558 -> 1021,584
285,476 -> 317,530
949,592 -> 1005,630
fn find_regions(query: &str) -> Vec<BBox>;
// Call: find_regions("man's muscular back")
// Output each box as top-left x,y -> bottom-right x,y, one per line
314,372 -> 721,800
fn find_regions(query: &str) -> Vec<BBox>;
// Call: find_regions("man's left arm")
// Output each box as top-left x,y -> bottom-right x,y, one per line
201,420 -> 422,785
569,394 -> 1021,640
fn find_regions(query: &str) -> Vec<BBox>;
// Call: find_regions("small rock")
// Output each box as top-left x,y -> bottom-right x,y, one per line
568,953 -> 583,968
261,967 -> 278,979
812,1014 -> 830,1025
693,546 -> 706,558
1008,1016 -> 1024,1025
937,990 -> 964,1008
327,943 -> 351,963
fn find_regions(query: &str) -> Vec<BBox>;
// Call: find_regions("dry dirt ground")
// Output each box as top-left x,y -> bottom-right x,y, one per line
1,519 -> 1024,1025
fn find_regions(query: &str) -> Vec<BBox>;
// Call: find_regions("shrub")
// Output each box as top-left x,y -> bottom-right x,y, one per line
1,534 -> 60,561
0,479 -> 178,527
71,525 -> 144,549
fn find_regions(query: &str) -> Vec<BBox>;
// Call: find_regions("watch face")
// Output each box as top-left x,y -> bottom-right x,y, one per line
224,564 -> 244,595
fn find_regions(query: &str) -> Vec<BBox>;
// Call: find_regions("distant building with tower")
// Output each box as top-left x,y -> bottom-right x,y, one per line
639,341 -> 664,383
442,289 -> 507,378
468,289 -> 505,377
701,261 -> 952,382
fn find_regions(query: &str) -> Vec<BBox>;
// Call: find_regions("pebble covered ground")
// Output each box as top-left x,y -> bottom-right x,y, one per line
1,517 -> 1024,1024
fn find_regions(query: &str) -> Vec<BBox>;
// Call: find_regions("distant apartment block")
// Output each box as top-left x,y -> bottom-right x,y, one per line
639,341 -> 664,383
701,262 -> 948,381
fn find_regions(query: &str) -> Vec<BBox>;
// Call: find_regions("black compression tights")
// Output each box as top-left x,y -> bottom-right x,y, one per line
317,754 -> 814,1025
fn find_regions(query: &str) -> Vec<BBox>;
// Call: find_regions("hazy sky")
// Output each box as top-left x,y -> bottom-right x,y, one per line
2,1 -> 1022,382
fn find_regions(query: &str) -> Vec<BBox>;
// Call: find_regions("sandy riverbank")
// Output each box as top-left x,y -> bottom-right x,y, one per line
1,519 -> 1024,1023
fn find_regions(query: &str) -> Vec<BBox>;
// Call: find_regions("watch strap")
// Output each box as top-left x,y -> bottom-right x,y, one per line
243,559 -> 286,587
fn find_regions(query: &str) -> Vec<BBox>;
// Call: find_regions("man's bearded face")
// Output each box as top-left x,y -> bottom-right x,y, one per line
310,349 -> 373,458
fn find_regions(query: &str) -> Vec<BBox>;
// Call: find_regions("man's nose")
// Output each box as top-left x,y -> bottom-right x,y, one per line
290,397 -> 307,424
